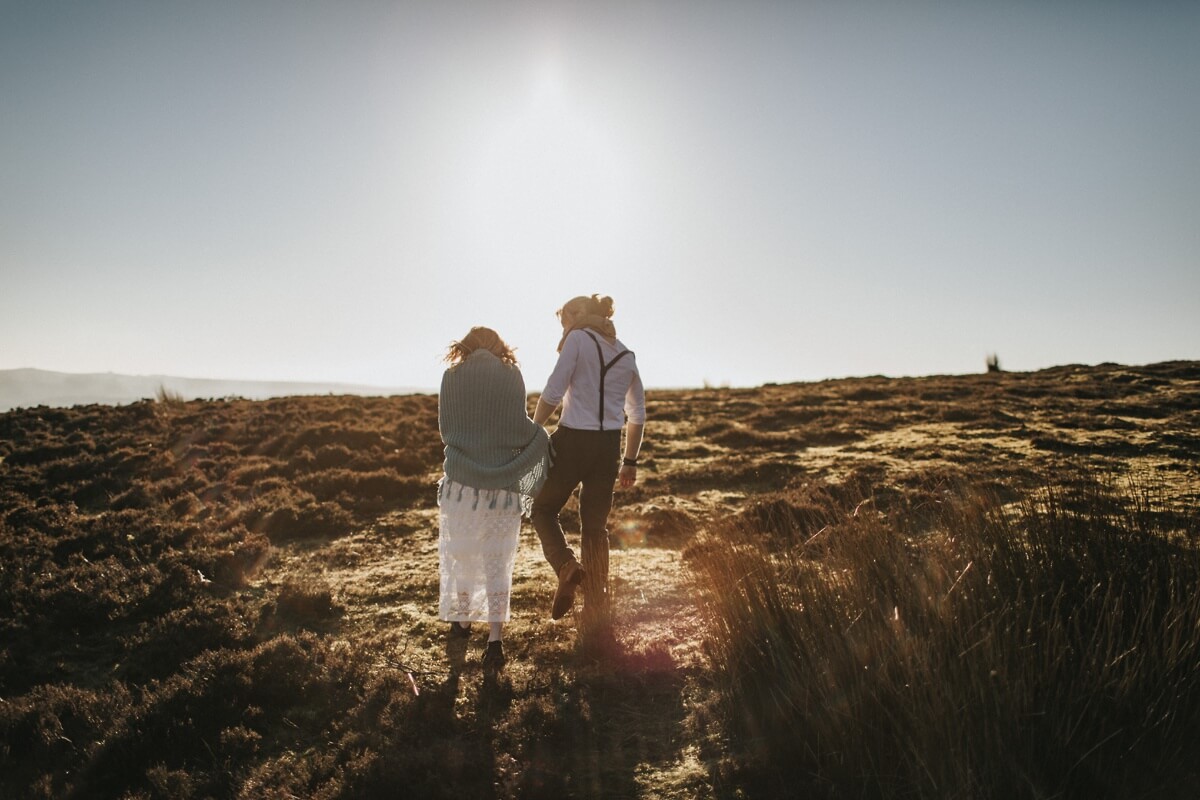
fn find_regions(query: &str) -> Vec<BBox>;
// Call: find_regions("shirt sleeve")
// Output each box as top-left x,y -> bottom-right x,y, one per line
624,365 -> 646,425
437,369 -> 450,440
540,332 -> 581,407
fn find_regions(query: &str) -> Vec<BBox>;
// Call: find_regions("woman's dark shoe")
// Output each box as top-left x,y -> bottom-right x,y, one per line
481,640 -> 505,672
551,560 -> 585,620
448,621 -> 472,639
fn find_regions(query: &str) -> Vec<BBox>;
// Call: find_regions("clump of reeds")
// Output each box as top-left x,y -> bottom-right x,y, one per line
155,384 -> 186,405
690,475 -> 1200,798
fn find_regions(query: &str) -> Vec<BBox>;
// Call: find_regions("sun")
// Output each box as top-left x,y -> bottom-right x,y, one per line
457,56 -> 637,269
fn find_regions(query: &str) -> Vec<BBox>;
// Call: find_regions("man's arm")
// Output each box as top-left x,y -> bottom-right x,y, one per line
618,421 -> 644,489
533,397 -> 559,426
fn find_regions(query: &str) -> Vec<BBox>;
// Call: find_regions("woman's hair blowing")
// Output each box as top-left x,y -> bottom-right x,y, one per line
445,326 -> 518,367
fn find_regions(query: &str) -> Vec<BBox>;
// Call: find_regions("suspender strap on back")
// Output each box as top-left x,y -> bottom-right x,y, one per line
584,331 -> 632,431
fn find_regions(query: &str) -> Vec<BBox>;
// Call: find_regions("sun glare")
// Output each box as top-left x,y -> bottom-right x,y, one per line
457,57 -> 635,269
531,54 -> 566,103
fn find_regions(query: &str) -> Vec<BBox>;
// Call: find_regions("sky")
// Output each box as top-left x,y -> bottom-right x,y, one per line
2,1 -> 1198,392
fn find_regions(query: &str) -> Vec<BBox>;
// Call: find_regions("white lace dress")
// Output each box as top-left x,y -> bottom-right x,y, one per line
438,478 -> 522,623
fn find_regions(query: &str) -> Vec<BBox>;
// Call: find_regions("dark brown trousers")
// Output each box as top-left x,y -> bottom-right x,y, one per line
531,426 -> 621,578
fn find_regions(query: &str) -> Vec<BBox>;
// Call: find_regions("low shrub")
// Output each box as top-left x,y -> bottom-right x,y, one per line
0,682 -> 132,797
76,633 -> 362,799
274,580 -> 340,627
297,468 -> 429,513
260,500 -> 353,542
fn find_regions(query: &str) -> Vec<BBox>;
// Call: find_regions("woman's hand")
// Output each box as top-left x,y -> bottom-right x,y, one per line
618,464 -> 637,489
532,397 -> 558,426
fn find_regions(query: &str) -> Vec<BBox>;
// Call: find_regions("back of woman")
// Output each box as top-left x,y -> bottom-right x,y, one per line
437,326 -> 551,672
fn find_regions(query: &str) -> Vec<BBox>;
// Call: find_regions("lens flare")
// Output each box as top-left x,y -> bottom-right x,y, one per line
611,518 -> 646,549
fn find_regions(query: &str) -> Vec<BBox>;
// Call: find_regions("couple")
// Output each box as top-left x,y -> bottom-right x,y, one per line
436,294 -> 646,671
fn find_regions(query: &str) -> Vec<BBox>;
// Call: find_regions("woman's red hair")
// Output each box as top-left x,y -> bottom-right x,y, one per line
445,326 -> 518,367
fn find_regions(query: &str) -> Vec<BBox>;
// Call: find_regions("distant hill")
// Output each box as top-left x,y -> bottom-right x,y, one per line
0,368 -> 428,412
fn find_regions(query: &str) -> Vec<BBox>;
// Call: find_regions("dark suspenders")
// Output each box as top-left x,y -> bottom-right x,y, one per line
584,331 -> 632,431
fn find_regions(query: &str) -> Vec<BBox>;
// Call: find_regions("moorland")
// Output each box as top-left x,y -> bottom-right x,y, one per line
1,361 -> 1198,799
0,367 -> 419,412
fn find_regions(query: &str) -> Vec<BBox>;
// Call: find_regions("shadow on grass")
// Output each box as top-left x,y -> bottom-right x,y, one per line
493,632 -> 690,799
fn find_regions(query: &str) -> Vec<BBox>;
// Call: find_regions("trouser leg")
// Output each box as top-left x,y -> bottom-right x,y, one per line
578,431 -> 621,623
531,428 -> 584,575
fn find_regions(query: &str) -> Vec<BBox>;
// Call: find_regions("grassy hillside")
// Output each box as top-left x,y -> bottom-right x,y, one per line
1,362 -> 1198,798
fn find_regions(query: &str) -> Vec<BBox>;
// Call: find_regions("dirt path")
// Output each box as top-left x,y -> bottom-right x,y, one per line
261,502 -> 719,797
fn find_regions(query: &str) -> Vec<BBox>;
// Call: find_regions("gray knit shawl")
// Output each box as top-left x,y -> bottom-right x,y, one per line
439,350 -> 551,510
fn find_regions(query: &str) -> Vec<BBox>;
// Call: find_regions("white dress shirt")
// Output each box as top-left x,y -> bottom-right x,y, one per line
541,329 -> 646,431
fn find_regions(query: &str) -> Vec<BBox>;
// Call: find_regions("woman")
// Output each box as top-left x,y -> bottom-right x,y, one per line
438,326 -> 551,671
531,294 -> 645,624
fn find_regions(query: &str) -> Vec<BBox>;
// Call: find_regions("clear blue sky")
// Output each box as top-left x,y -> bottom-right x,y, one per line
2,1 -> 1197,390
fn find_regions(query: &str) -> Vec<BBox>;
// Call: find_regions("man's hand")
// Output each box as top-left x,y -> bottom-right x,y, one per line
618,464 -> 637,489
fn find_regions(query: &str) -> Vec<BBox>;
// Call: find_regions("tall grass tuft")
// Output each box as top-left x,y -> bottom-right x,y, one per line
690,475 -> 1200,799
154,383 -> 185,405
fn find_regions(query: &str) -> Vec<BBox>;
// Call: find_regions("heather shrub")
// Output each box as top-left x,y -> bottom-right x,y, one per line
377,448 -> 429,476
297,468 -> 429,513
63,632 -> 481,800
276,424 -> 385,458
196,528 -> 271,587
284,445 -> 317,475
111,480 -> 159,510
3,440 -> 91,467
117,597 -> 257,684
168,491 -> 204,518
703,422 -> 803,451
77,633 -> 362,799
640,507 -> 699,546
228,458 -> 282,486
273,579 -> 340,627
314,443 -> 353,469
0,682 -> 132,798
43,452 -> 103,484
233,486 -> 353,542
668,456 -> 805,494
265,500 -> 353,541
610,505 -> 699,549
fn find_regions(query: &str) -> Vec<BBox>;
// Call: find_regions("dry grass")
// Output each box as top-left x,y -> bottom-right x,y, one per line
1,362 -> 1198,798
689,475 -> 1200,798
